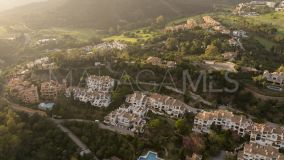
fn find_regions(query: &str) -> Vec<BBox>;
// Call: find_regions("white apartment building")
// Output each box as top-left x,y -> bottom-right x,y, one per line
104,106 -> 147,133
238,143 -> 284,160
193,110 -> 252,136
104,92 -> 188,133
104,92 -> 149,133
276,1 -> 284,11
233,30 -> 248,38
147,93 -> 187,118
248,123 -> 284,149
193,110 -> 284,149
93,41 -> 127,51
66,75 -> 115,108
86,75 -> 115,92
125,92 -> 148,108
26,57 -> 55,70
263,71 -> 284,86
66,87 -> 111,108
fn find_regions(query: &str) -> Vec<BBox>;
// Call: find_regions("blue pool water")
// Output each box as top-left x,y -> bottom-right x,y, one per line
146,152 -> 158,160
138,151 -> 161,160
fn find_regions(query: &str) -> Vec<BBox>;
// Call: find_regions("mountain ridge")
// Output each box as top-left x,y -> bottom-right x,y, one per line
0,0 -> 238,29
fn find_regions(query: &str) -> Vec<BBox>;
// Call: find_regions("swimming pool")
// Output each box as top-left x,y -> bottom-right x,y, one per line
137,151 -> 163,160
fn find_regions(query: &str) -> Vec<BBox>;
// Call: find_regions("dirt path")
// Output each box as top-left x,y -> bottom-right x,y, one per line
4,99 -> 47,117
244,85 -> 284,102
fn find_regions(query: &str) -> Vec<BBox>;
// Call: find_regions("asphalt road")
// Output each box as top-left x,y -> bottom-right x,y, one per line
51,119 -> 94,158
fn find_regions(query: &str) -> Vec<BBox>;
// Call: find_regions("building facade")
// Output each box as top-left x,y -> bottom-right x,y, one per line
193,110 -> 284,149
7,77 -> 39,104
238,143 -> 284,160
104,92 -> 188,133
40,80 -> 64,100
263,71 -> 284,86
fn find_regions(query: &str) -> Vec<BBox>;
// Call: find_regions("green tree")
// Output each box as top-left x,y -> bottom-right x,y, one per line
205,44 -> 220,56
253,75 -> 266,87
166,37 -> 178,51
156,15 -> 166,27
277,65 -> 284,72
149,119 -> 161,128
175,119 -> 188,134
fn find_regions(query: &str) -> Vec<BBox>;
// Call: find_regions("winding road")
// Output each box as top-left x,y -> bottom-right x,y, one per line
4,99 -> 97,159
51,118 -> 96,159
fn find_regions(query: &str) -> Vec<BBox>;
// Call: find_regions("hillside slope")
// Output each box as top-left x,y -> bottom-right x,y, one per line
0,0 -> 231,29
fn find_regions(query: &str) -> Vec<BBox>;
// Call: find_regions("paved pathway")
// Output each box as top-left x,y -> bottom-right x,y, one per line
4,98 -> 47,117
57,119 -> 134,136
4,99 -> 97,159
51,119 -> 96,159
237,38 -> 245,51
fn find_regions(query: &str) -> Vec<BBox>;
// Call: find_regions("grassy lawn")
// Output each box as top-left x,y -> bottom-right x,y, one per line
0,26 -> 9,38
215,12 -> 284,37
103,35 -> 138,43
248,12 -> 284,28
248,12 -> 284,36
253,36 -> 277,50
103,28 -> 161,43
37,27 -> 101,41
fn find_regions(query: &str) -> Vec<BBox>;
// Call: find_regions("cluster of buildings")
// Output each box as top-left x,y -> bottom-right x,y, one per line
40,80 -> 66,100
26,57 -> 56,70
193,110 -> 284,159
82,41 -> 127,54
276,1 -> 284,11
238,143 -> 284,160
146,56 -> 176,68
232,30 -> 248,38
165,16 -> 247,51
7,76 -> 40,104
6,55 -> 65,105
263,70 -> 284,87
165,19 -> 199,32
165,16 -> 230,35
65,75 -> 115,108
201,16 -> 230,35
36,38 -> 57,46
7,75 -> 65,104
104,92 -> 187,133
234,1 -> 284,16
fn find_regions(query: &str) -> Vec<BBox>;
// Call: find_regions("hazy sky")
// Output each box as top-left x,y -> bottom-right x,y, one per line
0,0 -> 46,11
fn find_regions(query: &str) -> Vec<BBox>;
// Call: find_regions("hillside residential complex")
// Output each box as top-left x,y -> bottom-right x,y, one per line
193,110 -> 284,149
104,92 -> 188,133
65,75 -> 115,108
40,80 -> 65,100
238,143 -> 284,160
86,75 -> 115,92
7,76 -> 39,104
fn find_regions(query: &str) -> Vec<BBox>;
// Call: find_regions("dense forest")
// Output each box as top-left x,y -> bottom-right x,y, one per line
0,99 -> 78,160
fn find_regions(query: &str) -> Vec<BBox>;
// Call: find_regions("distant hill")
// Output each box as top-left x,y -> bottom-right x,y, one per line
0,0 -> 239,29
0,0 -> 47,11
